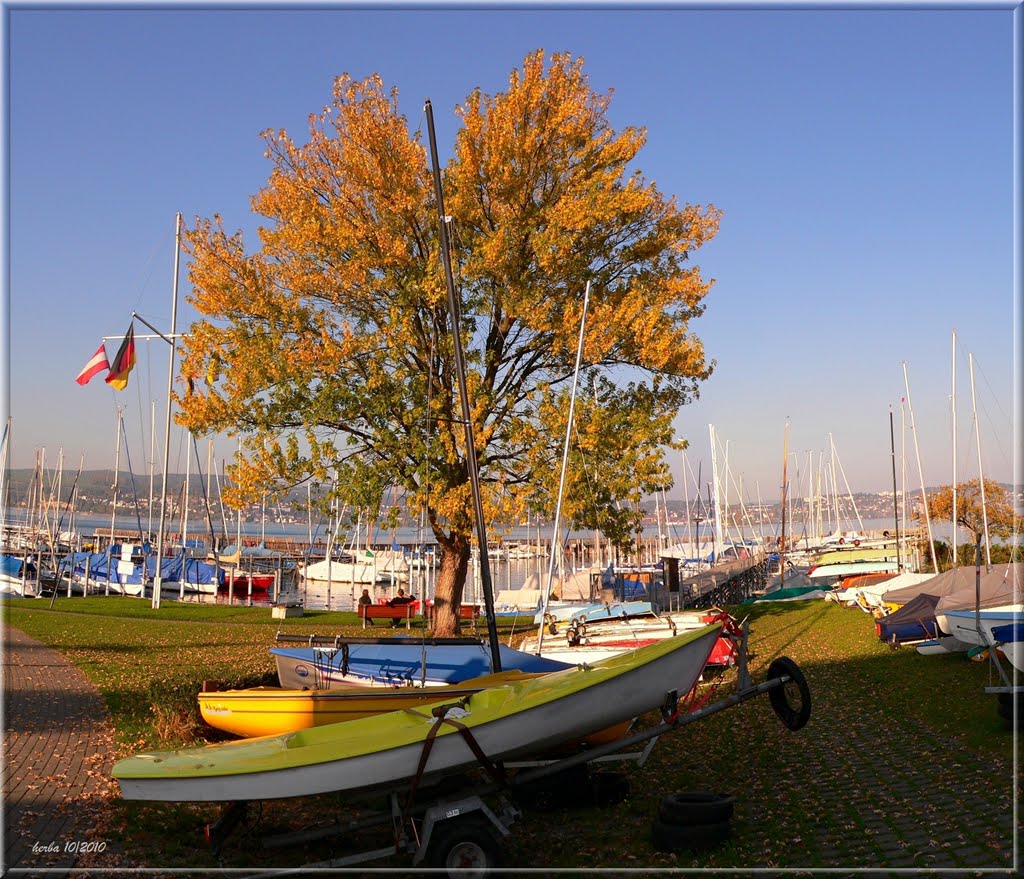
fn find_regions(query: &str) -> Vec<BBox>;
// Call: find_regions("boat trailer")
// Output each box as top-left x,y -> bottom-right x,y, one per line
210,617 -> 811,876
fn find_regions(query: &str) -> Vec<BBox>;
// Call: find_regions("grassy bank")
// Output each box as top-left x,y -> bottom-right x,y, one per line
3,596 -> 1016,874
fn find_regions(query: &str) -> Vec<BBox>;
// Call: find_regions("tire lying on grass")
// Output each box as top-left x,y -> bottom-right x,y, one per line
651,791 -> 735,853
658,791 -> 735,825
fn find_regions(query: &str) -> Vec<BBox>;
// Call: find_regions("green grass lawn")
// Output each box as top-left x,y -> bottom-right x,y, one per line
2,595 -> 1016,872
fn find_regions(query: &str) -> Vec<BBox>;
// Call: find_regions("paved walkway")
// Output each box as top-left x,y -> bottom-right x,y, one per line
3,624 -> 117,878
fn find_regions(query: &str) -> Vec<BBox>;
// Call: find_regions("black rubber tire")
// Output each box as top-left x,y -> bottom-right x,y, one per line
997,693 -> 1022,730
658,791 -> 734,825
426,814 -> 501,878
590,770 -> 631,807
767,656 -> 812,730
651,816 -> 731,852
996,694 -> 1012,720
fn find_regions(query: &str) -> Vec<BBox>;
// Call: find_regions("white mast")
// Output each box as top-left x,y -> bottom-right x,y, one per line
902,361 -> 939,573
780,421 -> 789,587
968,352 -> 992,566
831,435 -> 864,533
682,451 -> 693,557
951,330 -> 958,568
151,212 -> 182,609
235,439 -> 243,551
901,397 -> 908,563
147,401 -> 156,538
179,431 -> 192,600
537,280 -> 591,652
709,424 -> 724,563
109,408 -> 122,552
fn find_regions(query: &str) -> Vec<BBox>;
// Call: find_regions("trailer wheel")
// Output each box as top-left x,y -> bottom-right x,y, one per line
426,815 -> 501,878
767,656 -> 811,731
591,770 -> 631,807
651,816 -> 732,852
513,763 -> 591,810
658,791 -> 734,825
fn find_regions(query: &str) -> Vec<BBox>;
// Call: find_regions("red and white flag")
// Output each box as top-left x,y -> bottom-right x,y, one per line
75,345 -> 110,386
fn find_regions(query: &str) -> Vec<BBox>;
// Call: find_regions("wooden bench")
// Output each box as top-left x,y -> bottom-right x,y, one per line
359,603 -> 420,629
424,604 -> 482,624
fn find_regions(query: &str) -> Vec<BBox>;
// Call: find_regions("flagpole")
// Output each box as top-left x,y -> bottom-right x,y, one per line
151,212 -> 182,609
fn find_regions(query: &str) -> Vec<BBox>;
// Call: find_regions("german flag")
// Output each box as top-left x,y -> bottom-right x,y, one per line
105,323 -> 136,390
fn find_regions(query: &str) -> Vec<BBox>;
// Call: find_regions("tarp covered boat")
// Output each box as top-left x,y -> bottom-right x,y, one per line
875,593 -> 940,645
115,622 -> 723,803
64,551 -> 223,592
742,584 -> 831,603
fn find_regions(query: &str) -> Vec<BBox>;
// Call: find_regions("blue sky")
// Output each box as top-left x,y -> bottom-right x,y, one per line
2,3 -> 1018,504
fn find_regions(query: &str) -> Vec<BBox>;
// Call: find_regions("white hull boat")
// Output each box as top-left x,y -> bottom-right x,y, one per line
114,623 -> 722,802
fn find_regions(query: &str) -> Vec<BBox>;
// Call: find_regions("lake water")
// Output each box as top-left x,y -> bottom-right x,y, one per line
9,510 -> 987,612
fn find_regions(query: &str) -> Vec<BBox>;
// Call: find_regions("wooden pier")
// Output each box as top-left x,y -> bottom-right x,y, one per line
660,555 -> 766,609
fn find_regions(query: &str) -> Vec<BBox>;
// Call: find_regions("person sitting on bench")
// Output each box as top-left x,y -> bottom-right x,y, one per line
358,588 -> 373,625
387,588 -> 414,626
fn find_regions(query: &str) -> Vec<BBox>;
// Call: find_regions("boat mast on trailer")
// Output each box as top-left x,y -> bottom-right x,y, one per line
424,98 -> 502,669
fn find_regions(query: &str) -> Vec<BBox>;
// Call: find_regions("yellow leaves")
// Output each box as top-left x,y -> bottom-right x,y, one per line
177,49 -> 722,559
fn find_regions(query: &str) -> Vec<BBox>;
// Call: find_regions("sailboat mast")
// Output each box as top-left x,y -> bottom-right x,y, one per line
709,424 -> 723,564
902,361 -> 939,573
179,431 -> 192,600
683,452 -> 693,558
110,408 -> 122,548
889,407 -> 901,571
148,401 -> 156,538
951,330 -> 958,568
968,353 -> 992,566
424,98 -> 502,670
537,280 -> 592,652
780,421 -> 788,587
151,212 -> 182,609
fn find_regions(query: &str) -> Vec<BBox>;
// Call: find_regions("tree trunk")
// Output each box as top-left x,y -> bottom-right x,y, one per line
432,530 -> 471,637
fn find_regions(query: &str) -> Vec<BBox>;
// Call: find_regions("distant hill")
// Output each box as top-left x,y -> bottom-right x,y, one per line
3,468 -> 1019,519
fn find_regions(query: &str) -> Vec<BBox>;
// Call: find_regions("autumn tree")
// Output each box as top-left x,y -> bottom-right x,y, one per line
177,50 -> 720,635
919,478 -> 1019,550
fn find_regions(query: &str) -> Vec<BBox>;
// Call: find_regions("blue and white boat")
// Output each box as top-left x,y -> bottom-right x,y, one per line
0,554 -> 36,596
536,599 -> 657,626
933,563 -> 1021,660
271,637 -> 571,689
992,622 -> 1024,672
